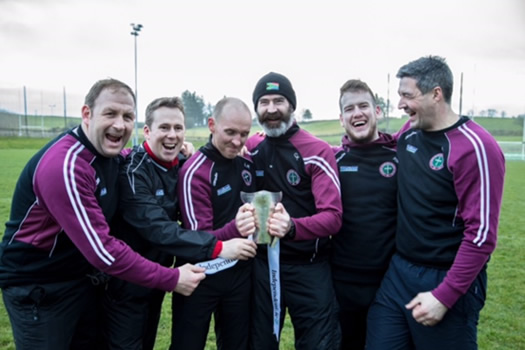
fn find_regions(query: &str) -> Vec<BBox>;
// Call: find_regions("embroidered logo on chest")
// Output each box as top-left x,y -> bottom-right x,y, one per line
286,169 -> 301,186
429,153 -> 444,171
155,189 -> 164,196
379,162 -> 397,178
242,170 -> 252,186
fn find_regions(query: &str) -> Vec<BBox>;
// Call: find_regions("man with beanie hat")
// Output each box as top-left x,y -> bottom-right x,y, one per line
253,72 -> 297,110
244,72 -> 343,349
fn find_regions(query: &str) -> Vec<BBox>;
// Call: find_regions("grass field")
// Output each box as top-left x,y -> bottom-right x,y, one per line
0,123 -> 524,349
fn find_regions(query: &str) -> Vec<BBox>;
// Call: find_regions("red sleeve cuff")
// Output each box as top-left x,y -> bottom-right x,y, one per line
211,240 -> 223,259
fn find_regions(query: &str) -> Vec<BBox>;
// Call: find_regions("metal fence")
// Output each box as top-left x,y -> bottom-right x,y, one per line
0,85 -> 84,118
0,85 -> 86,137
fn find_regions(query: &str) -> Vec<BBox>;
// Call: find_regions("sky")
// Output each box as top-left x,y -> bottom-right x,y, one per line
1,0 -> 524,121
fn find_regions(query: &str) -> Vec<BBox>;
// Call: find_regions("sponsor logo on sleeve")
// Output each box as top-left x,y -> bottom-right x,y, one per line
340,165 -> 358,172
407,144 -> 418,153
217,184 -> 232,196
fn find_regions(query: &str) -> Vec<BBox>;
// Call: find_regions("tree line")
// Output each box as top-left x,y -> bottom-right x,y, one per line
180,90 -> 398,128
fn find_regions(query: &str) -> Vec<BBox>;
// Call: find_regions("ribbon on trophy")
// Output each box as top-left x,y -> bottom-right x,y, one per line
195,257 -> 238,275
240,190 -> 282,341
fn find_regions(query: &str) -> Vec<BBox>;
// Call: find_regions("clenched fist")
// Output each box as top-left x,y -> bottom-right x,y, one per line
219,238 -> 257,260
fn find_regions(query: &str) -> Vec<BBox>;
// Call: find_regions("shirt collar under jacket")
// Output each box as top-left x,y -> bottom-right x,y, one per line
201,135 -> 234,163
143,141 -> 179,169
341,131 -> 397,152
72,125 -> 102,158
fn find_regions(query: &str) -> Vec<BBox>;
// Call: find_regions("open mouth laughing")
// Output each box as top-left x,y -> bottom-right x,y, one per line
106,133 -> 123,145
163,143 -> 176,151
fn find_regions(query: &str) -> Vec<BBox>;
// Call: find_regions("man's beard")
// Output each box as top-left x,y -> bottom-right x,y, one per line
257,110 -> 294,137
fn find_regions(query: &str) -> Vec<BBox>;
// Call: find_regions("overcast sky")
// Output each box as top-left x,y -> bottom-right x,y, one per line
1,0 -> 524,121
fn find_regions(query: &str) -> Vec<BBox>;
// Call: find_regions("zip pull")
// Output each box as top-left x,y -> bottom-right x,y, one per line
28,286 -> 45,321
32,305 -> 39,321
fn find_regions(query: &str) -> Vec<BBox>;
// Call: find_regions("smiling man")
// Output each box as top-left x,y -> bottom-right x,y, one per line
0,79 -> 204,350
366,56 -> 505,350
331,79 -> 398,350
171,97 -> 258,350
245,72 -> 343,350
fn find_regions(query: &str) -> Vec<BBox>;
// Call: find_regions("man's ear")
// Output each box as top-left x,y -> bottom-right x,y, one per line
375,105 -> 382,118
81,105 -> 91,127
208,117 -> 216,133
433,86 -> 443,102
143,124 -> 151,140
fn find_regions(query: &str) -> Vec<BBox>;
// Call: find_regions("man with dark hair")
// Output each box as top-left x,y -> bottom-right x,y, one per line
171,97 -> 257,350
245,72 -> 343,350
366,56 -> 505,349
332,79 -> 397,350
104,96 -> 257,350
0,79 -> 205,349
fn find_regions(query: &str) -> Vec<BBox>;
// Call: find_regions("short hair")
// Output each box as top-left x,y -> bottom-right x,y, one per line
84,78 -> 135,109
339,79 -> 377,111
212,97 -> 251,120
145,97 -> 185,127
396,55 -> 453,104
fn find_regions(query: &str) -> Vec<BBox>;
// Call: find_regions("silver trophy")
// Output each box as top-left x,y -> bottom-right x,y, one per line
240,190 -> 282,245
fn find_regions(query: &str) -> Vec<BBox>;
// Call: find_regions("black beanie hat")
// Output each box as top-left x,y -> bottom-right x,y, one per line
252,72 -> 296,111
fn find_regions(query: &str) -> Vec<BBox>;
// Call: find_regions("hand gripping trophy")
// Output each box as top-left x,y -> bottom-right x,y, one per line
240,190 -> 282,246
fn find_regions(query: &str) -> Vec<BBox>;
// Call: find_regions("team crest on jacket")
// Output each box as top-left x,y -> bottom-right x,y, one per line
429,153 -> 444,170
286,169 -> 300,186
379,162 -> 396,178
241,170 -> 252,186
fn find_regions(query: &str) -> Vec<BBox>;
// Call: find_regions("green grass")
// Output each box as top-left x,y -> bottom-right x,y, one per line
0,137 -> 51,150
477,161 -> 525,349
0,131 -> 524,349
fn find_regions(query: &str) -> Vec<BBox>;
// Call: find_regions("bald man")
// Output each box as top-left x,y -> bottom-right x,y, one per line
171,97 -> 257,350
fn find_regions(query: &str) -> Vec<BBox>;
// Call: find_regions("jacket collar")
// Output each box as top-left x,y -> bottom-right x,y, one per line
341,131 -> 397,151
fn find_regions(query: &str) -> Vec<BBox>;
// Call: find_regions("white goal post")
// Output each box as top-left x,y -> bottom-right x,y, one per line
498,141 -> 525,161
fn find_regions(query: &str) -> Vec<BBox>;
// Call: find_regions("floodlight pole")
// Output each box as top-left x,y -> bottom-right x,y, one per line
459,72 -> 463,116
130,23 -> 143,146
63,86 -> 67,129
